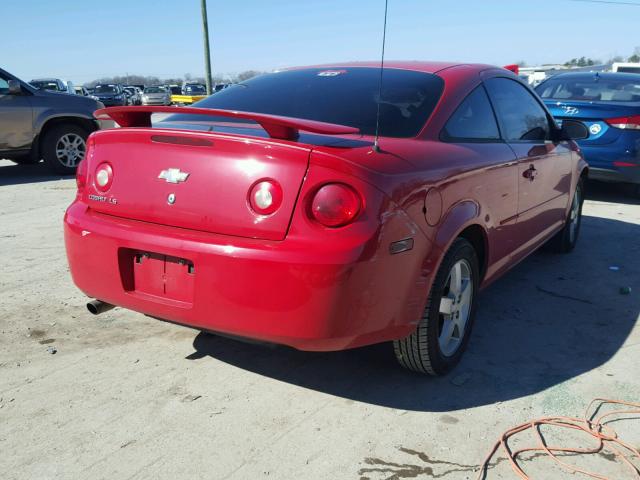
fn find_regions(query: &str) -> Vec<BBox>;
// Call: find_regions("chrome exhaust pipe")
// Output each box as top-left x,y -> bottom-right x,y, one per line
86,299 -> 115,315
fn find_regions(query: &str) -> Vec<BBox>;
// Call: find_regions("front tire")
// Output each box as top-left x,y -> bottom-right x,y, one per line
547,178 -> 583,253
394,238 -> 480,376
41,124 -> 89,175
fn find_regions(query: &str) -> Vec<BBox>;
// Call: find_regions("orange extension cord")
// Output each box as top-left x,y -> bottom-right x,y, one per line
476,398 -> 640,479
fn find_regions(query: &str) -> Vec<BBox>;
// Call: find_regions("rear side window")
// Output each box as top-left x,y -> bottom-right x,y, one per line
164,68 -> 445,138
441,86 -> 500,142
536,75 -> 640,102
485,78 -> 551,142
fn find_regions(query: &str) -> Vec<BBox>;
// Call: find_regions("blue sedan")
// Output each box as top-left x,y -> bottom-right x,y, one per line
536,72 -> 640,195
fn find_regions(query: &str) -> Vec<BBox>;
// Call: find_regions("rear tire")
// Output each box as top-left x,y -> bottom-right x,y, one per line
547,178 -> 583,253
41,124 -> 89,175
393,238 -> 480,376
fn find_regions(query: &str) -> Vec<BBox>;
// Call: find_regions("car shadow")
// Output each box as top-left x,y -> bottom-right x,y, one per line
0,160 -> 71,186
586,179 -> 640,205
186,212 -> 639,412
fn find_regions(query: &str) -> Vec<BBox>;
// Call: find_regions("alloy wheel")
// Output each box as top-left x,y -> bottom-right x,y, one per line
55,133 -> 86,167
438,259 -> 474,357
568,184 -> 581,243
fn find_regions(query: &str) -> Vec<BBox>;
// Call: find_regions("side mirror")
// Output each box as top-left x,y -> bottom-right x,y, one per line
8,80 -> 22,95
559,119 -> 589,140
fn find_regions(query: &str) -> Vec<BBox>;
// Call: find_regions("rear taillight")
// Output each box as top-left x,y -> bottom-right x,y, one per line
76,135 -> 93,191
76,158 -> 88,191
310,183 -> 362,228
248,180 -> 282,215
605,115 -> 640,130
94,162 -> 113,192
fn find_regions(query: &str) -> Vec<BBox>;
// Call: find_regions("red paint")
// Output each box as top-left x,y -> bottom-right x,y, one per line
95,106 -> 360,139
503,64 -> 520,75
64,62 -> 585,351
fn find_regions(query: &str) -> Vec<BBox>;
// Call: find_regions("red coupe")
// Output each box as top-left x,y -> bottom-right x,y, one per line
64,62 -> 588,375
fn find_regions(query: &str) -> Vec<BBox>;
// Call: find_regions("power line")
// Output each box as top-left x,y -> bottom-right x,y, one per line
569,0 -> 640,5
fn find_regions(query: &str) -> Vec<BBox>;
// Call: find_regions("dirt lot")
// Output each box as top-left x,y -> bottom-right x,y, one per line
1,158 -> 639,480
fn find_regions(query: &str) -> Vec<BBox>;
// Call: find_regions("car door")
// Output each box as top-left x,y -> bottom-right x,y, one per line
0,74 -> 34,153
484,77 -> 573,259
440,85 -> 520,281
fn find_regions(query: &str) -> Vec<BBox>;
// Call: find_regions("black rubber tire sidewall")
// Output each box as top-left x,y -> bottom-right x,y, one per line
425,238 -> 480,375
42,124 -> 89,175
548,178 -> 584,253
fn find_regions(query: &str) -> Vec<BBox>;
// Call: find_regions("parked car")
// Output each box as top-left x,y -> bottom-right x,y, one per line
74,86 -> 91,96
612,62 -> 640,74
1,67 -> 102,174
168,85 -> 182,96
214,83 -> 231,92
536,72 -> 640,195
124,86 -> 142,105
92,84 -> 127,106
30,78 -> 74,94
181,83 -> 207,95
65,62 -> 588,375
141,86 -> 171,105
122,88 -> 135,106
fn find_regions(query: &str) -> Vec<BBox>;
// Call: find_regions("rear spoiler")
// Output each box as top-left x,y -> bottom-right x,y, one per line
94,106 -> 360,141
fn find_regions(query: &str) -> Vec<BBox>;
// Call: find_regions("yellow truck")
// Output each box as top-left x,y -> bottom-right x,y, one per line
170,83 -> 207,106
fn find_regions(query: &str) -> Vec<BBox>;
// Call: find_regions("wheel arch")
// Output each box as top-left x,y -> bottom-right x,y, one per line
33,115 -> 98,160
431,200 -> 489,283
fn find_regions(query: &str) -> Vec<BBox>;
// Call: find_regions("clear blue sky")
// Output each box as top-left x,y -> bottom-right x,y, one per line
4,0 -> 639,84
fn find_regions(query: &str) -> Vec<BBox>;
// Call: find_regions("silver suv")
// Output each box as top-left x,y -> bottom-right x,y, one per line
1,67 -> 103,174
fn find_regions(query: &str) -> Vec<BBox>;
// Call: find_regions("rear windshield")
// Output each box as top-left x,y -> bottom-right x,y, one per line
95,85 -> 118,93
31,81 -> 62,91
162,68 -> 445,137
144,87 -> 165,93
536,76 -> 640,103
185,84 -> 206,94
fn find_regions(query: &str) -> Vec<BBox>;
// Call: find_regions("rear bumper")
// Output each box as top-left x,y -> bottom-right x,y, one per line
580,134 -> 640,184
588,166 -> 640,184
64,201 -> 428,351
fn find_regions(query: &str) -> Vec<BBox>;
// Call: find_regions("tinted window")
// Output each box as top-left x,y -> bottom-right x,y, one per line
30,80 -> 63,91
95,85 -> 118,94
164,68 -> 445,137
185,84 -> 206,94
535,75 -> 640,103
617,67 -> 640,74
485,78 -> 550,142
442,86 -> 500,141
0,77 -> 9,95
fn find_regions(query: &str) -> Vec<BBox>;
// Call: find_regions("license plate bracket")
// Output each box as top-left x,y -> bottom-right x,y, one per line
128,250 -> 195,303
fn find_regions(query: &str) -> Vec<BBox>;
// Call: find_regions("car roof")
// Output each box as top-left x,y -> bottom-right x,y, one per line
547,71 -> 640,80
283,61 -> 497,75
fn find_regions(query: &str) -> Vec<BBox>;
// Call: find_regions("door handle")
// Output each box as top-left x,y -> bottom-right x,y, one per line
523,165 -> 538,181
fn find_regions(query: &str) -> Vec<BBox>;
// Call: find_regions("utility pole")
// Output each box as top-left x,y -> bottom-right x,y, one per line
201,0 -> 213,95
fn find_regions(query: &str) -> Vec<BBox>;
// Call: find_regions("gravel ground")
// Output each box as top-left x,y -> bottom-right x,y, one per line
1,158 -> 638,480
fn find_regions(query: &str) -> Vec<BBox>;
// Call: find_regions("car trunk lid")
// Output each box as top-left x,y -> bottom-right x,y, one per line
544,100 -> 640,145
84,128 -> 312,241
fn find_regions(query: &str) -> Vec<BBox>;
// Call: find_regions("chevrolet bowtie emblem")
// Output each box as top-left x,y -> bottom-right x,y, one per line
158,168 -> 190,184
